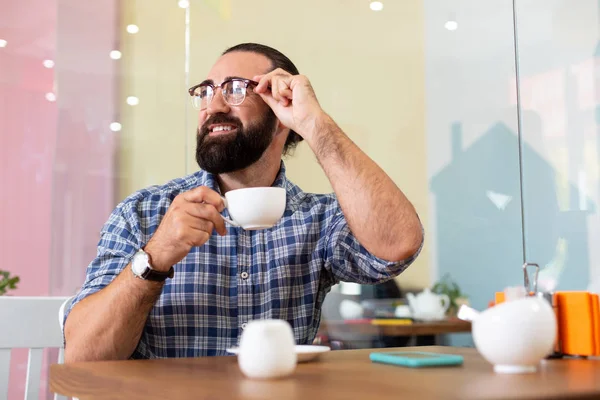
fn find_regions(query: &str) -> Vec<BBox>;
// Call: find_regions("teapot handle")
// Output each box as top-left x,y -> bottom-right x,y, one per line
440,294 -> 451,312
523,262 -> 540,294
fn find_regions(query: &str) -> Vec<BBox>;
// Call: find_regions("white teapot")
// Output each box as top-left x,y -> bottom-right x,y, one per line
406,288 -> 450,321
457,295 -> 557,374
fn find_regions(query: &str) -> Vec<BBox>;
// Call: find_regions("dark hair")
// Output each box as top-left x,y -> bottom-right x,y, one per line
222,43 -> 303,156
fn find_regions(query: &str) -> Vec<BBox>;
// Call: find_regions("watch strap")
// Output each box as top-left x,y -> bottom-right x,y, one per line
140,266 -> 174,282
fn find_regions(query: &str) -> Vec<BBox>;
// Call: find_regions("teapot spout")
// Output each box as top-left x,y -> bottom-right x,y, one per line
457,304 -> 480,322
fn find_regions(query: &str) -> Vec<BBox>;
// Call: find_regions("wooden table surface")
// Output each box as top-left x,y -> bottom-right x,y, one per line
321,319 -> 472,336
50,346 -> 600,400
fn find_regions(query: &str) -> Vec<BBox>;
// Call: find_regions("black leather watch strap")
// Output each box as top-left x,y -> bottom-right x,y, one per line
140,266 -> 174,282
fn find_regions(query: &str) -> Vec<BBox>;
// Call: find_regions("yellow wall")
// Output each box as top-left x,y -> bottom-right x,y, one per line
118,1 -> 188,198
119,0 -> 431,288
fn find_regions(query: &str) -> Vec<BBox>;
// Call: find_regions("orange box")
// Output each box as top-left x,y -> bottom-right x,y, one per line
555,292 -> 597,356
494,292 -> 505,305
592,294 -> 600,356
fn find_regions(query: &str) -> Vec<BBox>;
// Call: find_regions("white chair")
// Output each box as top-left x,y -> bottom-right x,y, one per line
0,296 -> 71,400
58,297 -> 74,340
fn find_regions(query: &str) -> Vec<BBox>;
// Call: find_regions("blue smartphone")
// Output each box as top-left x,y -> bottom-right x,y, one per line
369,351 -> 464,368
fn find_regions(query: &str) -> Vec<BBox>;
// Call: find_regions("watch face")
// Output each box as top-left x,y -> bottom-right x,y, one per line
132,251 -> 149,276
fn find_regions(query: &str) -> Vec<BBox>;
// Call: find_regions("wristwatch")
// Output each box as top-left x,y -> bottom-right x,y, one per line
131,249 -> 174,282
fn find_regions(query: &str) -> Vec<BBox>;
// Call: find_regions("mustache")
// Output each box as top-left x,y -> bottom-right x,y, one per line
199,114 -> 243,138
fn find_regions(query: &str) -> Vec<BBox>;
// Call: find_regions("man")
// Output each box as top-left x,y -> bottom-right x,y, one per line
63,43 -> 423,362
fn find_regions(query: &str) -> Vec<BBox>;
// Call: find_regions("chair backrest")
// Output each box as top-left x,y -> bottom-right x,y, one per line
58,296 -> 74,339
0,296 -> 71,400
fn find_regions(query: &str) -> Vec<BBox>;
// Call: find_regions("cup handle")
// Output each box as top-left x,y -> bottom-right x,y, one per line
220,196 -> 240,227
222,216 -> 239,226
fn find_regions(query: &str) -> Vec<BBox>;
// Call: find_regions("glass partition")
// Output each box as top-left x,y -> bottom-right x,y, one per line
515,0 -> 600,294
424,0 -> 524,325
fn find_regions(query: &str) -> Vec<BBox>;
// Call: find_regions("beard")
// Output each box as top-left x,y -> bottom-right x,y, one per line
195,110 -> 278,174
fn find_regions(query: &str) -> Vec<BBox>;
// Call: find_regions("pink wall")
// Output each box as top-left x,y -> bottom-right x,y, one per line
0,0 -> 55,299
1,0 -> 118,398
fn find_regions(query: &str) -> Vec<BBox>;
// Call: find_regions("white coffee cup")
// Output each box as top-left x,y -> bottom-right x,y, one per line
221,187 -> 286,230
238,319 -> 297,379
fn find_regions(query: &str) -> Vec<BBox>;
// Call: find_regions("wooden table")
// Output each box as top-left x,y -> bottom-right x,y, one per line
50,346 -> 600,400
320,319 -> 472,336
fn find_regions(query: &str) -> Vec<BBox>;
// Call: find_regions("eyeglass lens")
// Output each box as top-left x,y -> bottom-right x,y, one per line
191,80 -> 248,110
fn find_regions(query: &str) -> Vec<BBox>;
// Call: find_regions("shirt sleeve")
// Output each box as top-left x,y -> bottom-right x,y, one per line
63,202 -> 141,331
322,208 -> 424,285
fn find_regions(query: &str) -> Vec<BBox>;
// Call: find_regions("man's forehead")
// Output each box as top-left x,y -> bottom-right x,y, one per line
206,51 -> 272,83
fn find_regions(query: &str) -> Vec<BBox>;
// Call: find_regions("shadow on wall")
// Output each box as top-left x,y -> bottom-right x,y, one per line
431,111 -> 595,338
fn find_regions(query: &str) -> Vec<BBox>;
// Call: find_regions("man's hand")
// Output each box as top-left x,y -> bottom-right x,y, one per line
253,69 -> 325,139
144,186 -> 227,271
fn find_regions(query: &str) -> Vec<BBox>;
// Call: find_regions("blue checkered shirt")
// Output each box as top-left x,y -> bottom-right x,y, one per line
65,162 -> 421,358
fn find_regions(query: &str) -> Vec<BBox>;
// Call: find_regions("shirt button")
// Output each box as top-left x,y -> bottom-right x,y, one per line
241,271 -> 249,279
241,323 -> 248,330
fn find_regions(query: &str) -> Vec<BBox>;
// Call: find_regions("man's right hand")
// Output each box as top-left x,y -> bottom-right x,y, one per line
143,186 -> 227,272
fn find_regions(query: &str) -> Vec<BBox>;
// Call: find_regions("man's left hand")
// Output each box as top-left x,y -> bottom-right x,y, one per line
253,69 -> 325,139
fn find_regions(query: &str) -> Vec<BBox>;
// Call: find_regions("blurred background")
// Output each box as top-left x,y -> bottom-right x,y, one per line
1,0 -> 599,397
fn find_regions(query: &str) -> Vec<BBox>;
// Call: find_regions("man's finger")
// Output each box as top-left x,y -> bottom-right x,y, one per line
184,203 -> 227,236
182,213 -> 215,234
255,74 -> 272,94
280,87 -> 293,103
254,70 -> 291,94
182,186 -> 224,211
253,74 -> 265,83
187,228 -> 211,247
271,77 -> 283,102
278,78 -> 292,99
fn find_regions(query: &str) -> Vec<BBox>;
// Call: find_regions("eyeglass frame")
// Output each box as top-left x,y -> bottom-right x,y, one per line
188,77 -> 260,110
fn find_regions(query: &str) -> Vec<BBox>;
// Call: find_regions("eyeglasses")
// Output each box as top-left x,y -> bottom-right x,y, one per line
188,78 -> 259,110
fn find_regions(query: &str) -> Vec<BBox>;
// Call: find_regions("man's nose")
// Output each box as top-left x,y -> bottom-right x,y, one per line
206,89 -> 231,115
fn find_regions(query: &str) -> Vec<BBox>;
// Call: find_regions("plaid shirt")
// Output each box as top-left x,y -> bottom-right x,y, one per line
65,162 -> 422,358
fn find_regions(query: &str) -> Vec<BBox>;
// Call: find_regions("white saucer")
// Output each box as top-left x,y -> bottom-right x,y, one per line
226,345 -> 331,362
